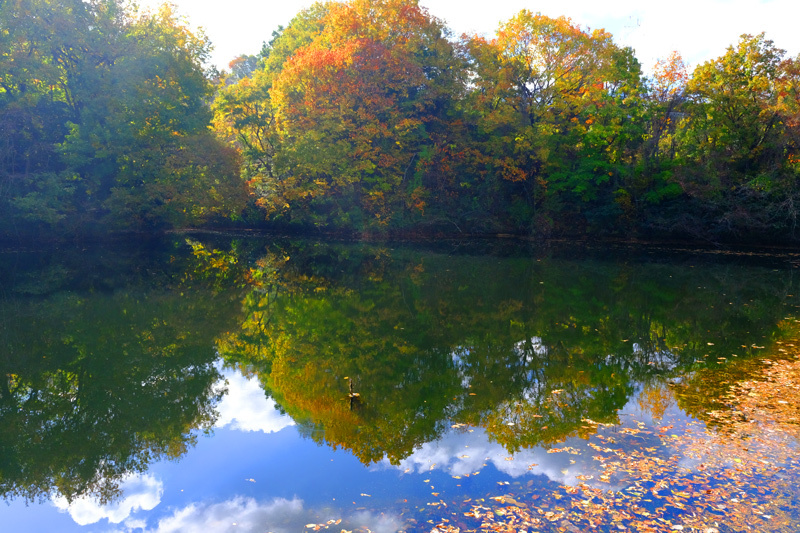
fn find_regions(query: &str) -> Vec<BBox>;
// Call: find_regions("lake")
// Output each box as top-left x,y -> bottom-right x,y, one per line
2,234 -> 799,532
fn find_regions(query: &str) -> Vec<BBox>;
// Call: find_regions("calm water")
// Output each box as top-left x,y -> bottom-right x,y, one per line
2,235 -> 799,532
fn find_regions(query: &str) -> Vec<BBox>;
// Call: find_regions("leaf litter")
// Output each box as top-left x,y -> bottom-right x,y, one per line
421,356 -> 800,532
307,356 -> 800,533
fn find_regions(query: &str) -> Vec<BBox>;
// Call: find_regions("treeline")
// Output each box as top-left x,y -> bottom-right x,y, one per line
2,0 -> 799,242
214,0 -> 800,241
0,0 -> 247,237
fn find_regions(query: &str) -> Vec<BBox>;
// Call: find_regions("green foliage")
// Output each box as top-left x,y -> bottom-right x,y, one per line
0,0 -> 246,236
201,239 -> 799,463
7,0 -> 796,242
669,34 -> 800,239
208,4 -> 798,242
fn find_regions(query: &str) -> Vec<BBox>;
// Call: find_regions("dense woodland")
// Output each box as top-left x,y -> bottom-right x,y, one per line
2,0 -> 799,242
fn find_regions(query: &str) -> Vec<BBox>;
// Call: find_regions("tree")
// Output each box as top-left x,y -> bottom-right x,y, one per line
465,11 -> 646,234
645,51 -> 689,164
676,33 -> 800,239
216,0 -> 465,231
211,4 -> 330,224
0,0 -> 246,236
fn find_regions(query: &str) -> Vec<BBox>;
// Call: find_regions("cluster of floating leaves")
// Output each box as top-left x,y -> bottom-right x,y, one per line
298,356 -> 800,533
418,358 -> 800,533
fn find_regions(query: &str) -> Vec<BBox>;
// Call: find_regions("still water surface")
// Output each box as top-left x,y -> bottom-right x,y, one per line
2,235 -> 799,532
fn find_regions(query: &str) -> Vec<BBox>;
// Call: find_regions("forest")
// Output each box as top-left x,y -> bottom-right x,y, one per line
2,0 -> 799,243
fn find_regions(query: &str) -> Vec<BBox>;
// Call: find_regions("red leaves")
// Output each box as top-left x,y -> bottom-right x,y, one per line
652,51 -> 688,102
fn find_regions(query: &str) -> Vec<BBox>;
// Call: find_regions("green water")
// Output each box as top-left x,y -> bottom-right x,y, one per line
1,235 -> 799,532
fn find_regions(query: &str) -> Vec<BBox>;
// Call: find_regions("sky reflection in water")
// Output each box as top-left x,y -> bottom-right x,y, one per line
38,365 -> 700,533
2,238 -> 799,532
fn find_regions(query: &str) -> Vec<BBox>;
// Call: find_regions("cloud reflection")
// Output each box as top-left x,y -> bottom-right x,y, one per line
152,496 -> 304,533
144,496 -> 403,533
215,368 -> 295,433
51,473 -> 163,526
385,428 -> 598,486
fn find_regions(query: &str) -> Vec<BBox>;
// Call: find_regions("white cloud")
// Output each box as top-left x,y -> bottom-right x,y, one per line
124,518 -> 149,530
134,0 -> 799,70
383,427 -> 606,487
51,473 -> 163,526
215,369 -> 295,433
152,496 -> 305,533
147,497 -> 405,533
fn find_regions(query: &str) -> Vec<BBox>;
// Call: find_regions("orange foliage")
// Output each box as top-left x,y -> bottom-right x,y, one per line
268,0 -> 460,225
652,51 -> 688,102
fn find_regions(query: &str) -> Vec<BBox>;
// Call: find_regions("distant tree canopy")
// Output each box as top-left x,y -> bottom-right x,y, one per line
3,0 -> 799,242
0,0 -> 247,237
214,0 -> 800,242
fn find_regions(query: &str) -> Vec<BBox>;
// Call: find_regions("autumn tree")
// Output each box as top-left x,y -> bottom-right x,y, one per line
207,4 -> 800,242
212,0 -> 467,232
465,11 -> 647,234
0,0 -> 246,236
264,0 -> 465,231
645,51 -> 689,164
675,33 -> 800,239
211,3 -> 330,223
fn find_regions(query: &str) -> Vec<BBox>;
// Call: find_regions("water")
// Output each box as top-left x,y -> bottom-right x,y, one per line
1,235 -> 799,532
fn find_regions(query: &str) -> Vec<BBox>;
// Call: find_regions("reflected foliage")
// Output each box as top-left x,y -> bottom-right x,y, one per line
3,236 -> 796,505
0,241 -> 243,503
212,239 -> 798,463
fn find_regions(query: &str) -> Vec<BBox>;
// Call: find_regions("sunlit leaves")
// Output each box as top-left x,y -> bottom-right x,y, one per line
265,0 -> 463,229
461,11 -> 649,233
672,34 -> 800,238
0,0 -> 244,234
652,51 -> 688,103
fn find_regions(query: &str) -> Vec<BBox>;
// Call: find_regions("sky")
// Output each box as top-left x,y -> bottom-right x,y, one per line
136,0 -> 800,75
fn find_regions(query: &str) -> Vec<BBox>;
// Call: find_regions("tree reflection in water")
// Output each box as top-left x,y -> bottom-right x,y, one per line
1,235 -> 797,527
0,242 -> 242,504
212,239 -> 797,465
